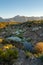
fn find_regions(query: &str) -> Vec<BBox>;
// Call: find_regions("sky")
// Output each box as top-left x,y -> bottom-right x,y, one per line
0,0 -> 43,18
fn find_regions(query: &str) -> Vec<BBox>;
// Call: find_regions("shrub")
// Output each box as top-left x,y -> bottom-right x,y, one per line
26,38 -> 32,42
0,49 -> 3,55
6,48 -> 18,59
34,42 -> 43,53
40,56 -> 43,61
0,38 -> 3,43
25,51 -> 32,58
39,54 -> 43,62
3,44 -> 15,49
0,46 -> 18,64
16,33 -> 23,39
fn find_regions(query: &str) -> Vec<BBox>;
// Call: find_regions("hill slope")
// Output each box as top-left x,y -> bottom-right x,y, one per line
0,15 -> 43,22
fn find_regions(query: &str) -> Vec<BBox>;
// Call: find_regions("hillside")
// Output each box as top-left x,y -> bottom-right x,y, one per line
0,21 -> 21,28
0,21 -> 43,65
0,15 -> 43,22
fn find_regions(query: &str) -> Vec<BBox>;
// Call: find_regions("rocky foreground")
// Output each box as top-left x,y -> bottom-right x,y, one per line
0,21 -> 43,65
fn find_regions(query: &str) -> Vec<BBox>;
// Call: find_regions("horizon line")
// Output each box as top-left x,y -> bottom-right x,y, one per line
1,15 -> 43,19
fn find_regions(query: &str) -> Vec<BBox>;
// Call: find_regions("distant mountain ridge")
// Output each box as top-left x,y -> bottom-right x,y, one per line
0,15 -> 43,22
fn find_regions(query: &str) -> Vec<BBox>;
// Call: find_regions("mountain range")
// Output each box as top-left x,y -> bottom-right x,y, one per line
0,15 -> 43,22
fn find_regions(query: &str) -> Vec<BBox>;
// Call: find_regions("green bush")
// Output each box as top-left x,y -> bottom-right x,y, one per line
39,54 -> 43,62
7,48 -> 18,59
0,49 -> 3,55
0,48 -> 18,64
26,38 -> 32,42
25,51 -> 32,58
